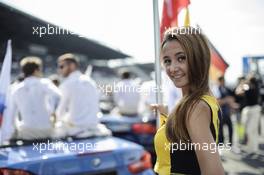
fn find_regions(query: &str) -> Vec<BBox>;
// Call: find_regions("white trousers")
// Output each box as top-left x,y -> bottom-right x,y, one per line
17,125 -> 53,140
53,122 -> 111,138
241,105 -> 261,152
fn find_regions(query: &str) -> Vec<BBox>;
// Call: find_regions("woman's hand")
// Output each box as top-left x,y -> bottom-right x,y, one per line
149,104 -> 169,116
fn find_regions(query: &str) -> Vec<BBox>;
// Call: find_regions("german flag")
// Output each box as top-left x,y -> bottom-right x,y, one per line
208,39 -> 229,81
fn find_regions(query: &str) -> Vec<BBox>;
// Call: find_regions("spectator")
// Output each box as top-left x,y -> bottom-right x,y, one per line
214,76 -> 238,146
237,75 -> 261,153
234,76 -> 247,143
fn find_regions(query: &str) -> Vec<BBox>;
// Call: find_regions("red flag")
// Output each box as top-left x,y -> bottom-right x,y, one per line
160,0 -> 190,39
208,40 -> 229,81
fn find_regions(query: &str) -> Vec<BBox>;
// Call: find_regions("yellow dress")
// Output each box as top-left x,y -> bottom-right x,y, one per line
154,95 -> 220,175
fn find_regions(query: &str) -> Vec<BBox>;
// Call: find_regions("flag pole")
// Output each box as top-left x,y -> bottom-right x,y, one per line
152,0 -> 162,127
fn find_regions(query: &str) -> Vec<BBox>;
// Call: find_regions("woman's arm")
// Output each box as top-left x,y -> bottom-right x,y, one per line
186,100 -> 225,175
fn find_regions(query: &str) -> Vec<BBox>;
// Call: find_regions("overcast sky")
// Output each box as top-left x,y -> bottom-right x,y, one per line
1,0 -> 264,84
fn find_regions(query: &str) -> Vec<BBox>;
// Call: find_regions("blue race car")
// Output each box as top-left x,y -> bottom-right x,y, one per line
0,136 -> 155,175
99,114 -> 156,162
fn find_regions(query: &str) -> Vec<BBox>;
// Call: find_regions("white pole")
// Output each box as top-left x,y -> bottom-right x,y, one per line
152,0 -> 162,127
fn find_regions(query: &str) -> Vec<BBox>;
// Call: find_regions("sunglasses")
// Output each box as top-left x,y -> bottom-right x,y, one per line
58,64 -> 67,69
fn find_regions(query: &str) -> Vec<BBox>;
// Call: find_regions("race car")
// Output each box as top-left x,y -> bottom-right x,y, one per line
99,114 -> 156,163
0,135 -> 155,175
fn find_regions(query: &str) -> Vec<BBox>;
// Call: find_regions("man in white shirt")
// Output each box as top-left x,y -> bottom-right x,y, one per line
113,71 -> 141,116
1,57 -> 61,142
55,53 -> 102,137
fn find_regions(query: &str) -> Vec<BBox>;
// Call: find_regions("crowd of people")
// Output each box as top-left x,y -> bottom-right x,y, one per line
1,53 -> 110,143
212,74 -> 263,154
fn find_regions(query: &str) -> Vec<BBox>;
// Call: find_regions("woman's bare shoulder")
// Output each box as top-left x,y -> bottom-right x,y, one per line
187,100 -> 211,126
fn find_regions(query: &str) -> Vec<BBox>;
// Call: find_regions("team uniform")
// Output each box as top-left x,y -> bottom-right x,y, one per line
1,77 -> 61,141
55,70 -> 104,137
154,95 -> 221,175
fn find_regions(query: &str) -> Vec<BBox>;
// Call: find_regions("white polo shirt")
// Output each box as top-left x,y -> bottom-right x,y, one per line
56,71 -> 100,128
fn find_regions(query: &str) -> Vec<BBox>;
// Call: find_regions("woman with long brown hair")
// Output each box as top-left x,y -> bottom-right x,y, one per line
153,27 -> 224,175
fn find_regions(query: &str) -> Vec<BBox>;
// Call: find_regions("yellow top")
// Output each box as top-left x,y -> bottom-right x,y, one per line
154,95 -> 220,175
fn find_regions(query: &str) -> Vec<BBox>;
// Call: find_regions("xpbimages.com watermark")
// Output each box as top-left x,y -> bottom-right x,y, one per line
32,24 -> 84,38
98,82 -> 164,95
164,26 -> 202,36
165,140 -> 231,154
32,140 -> 99,153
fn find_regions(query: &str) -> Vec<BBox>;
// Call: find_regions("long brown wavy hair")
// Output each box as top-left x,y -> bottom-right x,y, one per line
163,27 -> 211,143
